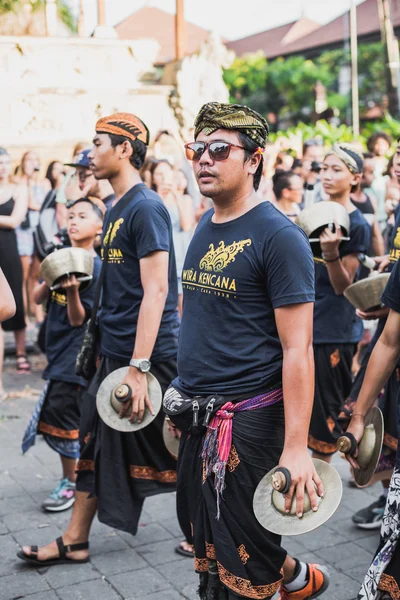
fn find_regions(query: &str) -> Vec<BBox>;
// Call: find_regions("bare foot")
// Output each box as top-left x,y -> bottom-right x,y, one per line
21,536 -> 89,562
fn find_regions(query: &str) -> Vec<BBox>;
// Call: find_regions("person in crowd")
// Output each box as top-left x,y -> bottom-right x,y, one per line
346,255 -> 400,599
274,151 -> 295,172
0,268 -> 16,324
367,132 -> 392,227
56,151 -> 115,230
308,144 -> 371,463
272,170 -> 303,221
45,161 -> 65,191
15,151 -> 50,328
302,138 -> 326,208
0,148 -> 29,382
348,141 -> 400,530
22,199 -> 103,512
17,111 -> 181,567
168,101 -> 329,599
140,156 -> 159,188
150,160 -> 194,315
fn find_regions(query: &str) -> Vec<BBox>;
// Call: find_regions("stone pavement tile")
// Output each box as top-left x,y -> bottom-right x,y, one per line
127,590 -> 186,600
136,538 -> 187,567
317,541 -> 373,571
0,570 -> 50,600
0,521 -> 8,535
179,585 -> 198,600
157,559 -> 199,589
88,517 -> 113,536
162,518 -> 185,538
0,493 -> 37,517
354,532 -> 380,554
57,579 -> 121,600
22,592 -> 60,600
281,537 -> 307,557
12,524 -> 63,548
90,531 -> 131,557
326,518 -> 380,542
143,493 -> 177,521
321,566 -> 362,600
327,503 -> 355,523
4,510 -> 62,533
291,525 -> 348,552
0,471 -> 27,500
119,522 -> 174,549
91,548 -> 148,576
0,534 -> 26,576
40,561 -> 100,589
346,562 -> 372,582
109,566 -> 173,597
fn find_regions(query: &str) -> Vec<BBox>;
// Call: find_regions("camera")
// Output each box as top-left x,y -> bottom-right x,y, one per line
311,161 -> 322,174
43,228 -> 70,256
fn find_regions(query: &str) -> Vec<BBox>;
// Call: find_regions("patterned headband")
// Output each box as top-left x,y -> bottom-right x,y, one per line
326,143 -> 363,174
194,102 -> 269,149
96,112 -> 150,146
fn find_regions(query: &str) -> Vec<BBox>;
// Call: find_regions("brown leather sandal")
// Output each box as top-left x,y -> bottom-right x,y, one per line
17,537 -> 89,566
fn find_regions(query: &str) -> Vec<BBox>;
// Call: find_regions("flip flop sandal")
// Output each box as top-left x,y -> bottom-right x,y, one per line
17,537 -> 89,566
175,541 -> 195,558
16,354 -> 31,374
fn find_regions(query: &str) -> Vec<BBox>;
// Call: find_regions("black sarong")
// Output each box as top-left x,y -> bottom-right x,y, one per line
76,356 -> 177,535
308,343 -> 356,455
176,399 -> 286,599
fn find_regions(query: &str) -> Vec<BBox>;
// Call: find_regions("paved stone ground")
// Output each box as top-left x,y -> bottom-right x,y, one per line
0,348 -> 384,600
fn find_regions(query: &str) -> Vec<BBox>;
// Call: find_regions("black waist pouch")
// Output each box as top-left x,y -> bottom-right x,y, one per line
163,385 -> 225,435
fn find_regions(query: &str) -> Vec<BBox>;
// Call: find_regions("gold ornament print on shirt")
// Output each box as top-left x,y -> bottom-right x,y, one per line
199,239 -> 252,272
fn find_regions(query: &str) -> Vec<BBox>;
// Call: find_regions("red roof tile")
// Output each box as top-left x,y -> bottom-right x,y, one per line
115,6 -> 213,64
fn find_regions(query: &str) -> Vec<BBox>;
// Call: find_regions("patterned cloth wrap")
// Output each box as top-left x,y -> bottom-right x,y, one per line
201,388 -> 283,518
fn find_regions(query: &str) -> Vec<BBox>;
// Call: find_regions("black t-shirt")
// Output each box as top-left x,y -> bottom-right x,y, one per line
382,258 -> 400,313
389,205 -> 400,265
43,255 -> 102,386
173,202 -> 315,396
99,184 -> 179,363
313,208 -> 371,344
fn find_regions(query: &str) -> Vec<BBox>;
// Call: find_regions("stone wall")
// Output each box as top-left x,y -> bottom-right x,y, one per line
0,35 -> 180,168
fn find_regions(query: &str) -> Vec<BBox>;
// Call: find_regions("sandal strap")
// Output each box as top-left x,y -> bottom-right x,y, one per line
30,545 -> 38,558
56,537 -> 89,557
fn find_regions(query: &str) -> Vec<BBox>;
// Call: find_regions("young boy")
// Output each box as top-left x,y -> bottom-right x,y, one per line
29,198 -> 103,512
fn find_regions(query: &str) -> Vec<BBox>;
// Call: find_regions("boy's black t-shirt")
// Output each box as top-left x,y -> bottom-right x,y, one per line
382,258 -> 400,313
43,255 -> 102,386
99,184 -> 179,363
313,208 -> 371,344
173,202 -> 315,396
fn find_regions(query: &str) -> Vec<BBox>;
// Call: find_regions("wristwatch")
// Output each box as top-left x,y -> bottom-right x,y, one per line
129,358 -> 151,373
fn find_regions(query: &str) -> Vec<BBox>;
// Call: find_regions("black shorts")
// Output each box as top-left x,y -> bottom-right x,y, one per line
308,343 -> 356,455
38,380 -> 81,441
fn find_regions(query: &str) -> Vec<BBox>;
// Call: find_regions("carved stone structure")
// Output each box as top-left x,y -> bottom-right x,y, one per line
163,32 -> 235,140
0,36 -> 180,164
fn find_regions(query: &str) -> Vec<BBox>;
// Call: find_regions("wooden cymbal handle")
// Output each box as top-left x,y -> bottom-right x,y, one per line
271,467 -> 292,494
114,384 -> 132,404
337,432 -> 357,455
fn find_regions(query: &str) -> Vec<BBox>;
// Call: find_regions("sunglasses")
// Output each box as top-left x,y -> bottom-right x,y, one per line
184,141 -> 245,162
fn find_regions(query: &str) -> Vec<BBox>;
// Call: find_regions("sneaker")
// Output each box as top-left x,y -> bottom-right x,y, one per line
352,494 -> 386,530
42,478 -> 76,512
279,564 -> 330,599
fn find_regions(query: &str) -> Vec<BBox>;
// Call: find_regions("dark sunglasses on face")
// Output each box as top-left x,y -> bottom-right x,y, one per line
184,141 -> 245,162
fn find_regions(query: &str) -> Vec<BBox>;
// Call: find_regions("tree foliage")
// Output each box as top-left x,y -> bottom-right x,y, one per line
223,41 -> 389,127
0,0 -> 76,31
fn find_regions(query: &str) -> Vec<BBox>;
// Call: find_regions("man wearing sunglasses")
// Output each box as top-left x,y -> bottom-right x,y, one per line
167,102 -> 328,599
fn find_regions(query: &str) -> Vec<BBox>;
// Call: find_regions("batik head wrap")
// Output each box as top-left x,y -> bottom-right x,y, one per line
194,102 -> 269,148
325,143 -> 364,174
96,112 -> 150,146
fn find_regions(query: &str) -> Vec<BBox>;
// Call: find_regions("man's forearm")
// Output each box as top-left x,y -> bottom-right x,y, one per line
354,338 -> 400,416
132,290 -> 167,360
66,288 -> 86,327
326,260 -> 352,295
282,345 -> 314,449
